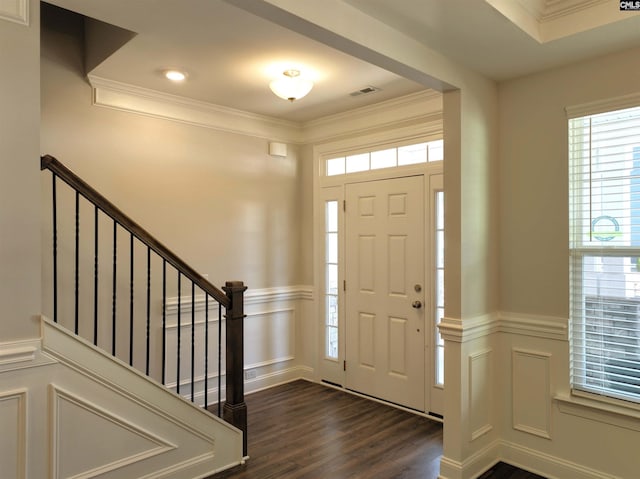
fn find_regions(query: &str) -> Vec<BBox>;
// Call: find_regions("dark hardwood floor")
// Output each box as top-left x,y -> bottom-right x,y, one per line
209,380 -> 545,479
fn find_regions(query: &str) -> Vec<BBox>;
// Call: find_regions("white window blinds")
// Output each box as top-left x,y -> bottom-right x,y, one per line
569,104 -> 640,403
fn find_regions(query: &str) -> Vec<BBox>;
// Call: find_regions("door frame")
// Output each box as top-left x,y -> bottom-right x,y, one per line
312,125 -> 443,415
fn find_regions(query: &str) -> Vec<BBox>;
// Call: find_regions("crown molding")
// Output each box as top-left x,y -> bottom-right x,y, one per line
88,75 -> 442,145
486,0 -> 634,43
88,75 -> 303,144
301,90 -> 442,143
0,0 -> 28,25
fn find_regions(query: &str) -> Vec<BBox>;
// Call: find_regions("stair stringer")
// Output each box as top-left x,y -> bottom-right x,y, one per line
40,316 -> 243,479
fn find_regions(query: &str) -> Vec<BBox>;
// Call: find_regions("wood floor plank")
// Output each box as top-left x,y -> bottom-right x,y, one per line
209,380 -> 544,479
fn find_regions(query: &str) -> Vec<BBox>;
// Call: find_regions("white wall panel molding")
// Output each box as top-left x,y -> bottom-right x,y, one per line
245,308 -> 296,367
469,349 -> 494,441
41,318 -> 243,475
0,336 -> 56,373
165,284 -> 314,314
500,440 -> 617,479
49,384 -> 175,479
497,312 -> 567,341
0,0 -> 28,25
438,313 -> 499,343
440,312 -> 567,343
42,318 -> 237,440
88,75 -> 303,144
0,389 -> 26,479
555,393 -> 640,432
163,283 -> 308,404
512,349 -> 552,439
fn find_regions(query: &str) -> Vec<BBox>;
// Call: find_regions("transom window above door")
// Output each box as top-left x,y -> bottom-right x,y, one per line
326,139 -> 443,177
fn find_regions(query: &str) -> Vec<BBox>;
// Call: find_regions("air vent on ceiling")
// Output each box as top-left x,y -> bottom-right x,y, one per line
350,86 -> 381,97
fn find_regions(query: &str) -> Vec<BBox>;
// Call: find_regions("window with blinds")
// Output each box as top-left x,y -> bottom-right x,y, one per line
569,104 -> 640,403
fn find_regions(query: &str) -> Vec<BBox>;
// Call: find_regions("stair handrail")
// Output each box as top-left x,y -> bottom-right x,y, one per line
40,154 -> 230,308
41,154 -> 247,455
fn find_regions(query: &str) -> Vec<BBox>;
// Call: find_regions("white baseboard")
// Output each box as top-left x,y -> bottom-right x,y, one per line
245,365 -> 314,395
439,440 -> 500,479
500,440 -> 619,479
439,440 -> 618,479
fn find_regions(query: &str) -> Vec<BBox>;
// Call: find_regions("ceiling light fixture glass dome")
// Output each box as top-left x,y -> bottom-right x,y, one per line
164,70 -> 187,81
269,69 -> 313,102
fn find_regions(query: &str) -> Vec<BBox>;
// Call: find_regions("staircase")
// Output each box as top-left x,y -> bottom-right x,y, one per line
39,154 -> 247,477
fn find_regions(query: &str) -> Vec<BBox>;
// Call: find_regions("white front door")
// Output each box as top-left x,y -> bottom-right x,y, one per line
344,175 -> 425,411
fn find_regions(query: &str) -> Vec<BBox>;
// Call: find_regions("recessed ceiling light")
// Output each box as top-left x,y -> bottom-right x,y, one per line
164,70 -> 187,82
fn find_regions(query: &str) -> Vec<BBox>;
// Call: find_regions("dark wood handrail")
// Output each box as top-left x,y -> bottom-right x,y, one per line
41,154 -> 230,308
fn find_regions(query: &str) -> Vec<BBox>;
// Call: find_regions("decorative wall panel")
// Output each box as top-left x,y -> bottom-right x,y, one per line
512,348 -> 552,439
469,349 -> 493,440
0,0 -> 28,25
0,389 -> 26,479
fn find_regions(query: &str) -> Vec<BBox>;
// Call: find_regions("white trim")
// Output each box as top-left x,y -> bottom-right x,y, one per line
500,440 -> 618,479
0,389 -> 27,479
136,452 -> 220,479
439,439 -> 501,479
498,311 -> 568,340
512,349 -> 552,440
439,312 -> 568,343
440,439 -> 618,479
0,337 -> 57,373
555,393 -> 640,432
469,349 -> 494,441
245,285 -> 313,304
438,313 -> 499,343
49,384 -> 175,479
88,75 -> 442,145
565,92 -> 640,119
165,285 -> 313,314
303,90 -> 442,143
88,75 -> 302,144
41,317 -> 241,439
0,0 -> 28,25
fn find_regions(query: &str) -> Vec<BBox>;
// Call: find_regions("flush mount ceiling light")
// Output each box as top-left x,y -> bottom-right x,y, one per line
164,70 -> 187,82
269,69 -> 313,102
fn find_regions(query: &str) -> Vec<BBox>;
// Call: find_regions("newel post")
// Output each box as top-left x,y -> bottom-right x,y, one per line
223,280 -> 248,456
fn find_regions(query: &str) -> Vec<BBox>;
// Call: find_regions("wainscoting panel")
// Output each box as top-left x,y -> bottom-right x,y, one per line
512,348 -> 552,439
164,286 -> 312,400
0,389 -> 26,479
245,308 -> 295,368
50,385 -> 174,479
0,0 -> 28,25
41,317 -> 243,478
469,349 -> 493,441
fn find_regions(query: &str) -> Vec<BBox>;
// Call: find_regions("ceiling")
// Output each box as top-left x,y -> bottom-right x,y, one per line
43,0 -> 640,123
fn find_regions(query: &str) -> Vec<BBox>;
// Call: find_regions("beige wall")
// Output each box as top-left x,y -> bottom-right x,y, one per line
499,45 -> 640,317
40,16 -> 306,309
0,0 -> 41,341
496,47 -> 640,478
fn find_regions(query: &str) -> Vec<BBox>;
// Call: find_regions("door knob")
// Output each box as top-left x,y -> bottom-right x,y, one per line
412,300 -> 422,309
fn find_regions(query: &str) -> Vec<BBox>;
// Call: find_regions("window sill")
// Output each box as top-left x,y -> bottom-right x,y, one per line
555,392 -> 640,432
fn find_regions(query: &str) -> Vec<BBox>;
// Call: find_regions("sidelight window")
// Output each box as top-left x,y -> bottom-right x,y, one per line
325,200 -> 339,359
